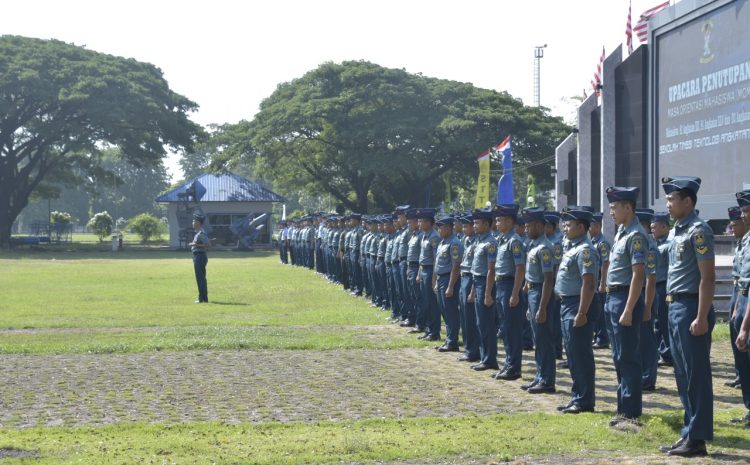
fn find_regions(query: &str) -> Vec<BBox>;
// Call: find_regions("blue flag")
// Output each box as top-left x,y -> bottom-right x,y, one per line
495,136 -> 514,204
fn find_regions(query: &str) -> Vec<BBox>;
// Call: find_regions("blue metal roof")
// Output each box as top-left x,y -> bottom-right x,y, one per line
156,172 -> 286,203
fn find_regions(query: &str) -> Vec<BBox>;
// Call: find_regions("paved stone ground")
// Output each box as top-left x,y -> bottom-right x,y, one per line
0,324 -> 742,429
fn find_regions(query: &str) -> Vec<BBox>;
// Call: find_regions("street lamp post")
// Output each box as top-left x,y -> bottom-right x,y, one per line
533,44 -> 547,107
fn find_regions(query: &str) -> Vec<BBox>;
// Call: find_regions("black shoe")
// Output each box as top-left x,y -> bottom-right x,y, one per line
400,321 -> 414,327
408,328 -> 423,334
730,412 -> 750,424
496,371 -> 521,381
194,300 -> 206,304
657,358 -> 673,367
643,385 -> 656,392
592,343 -> 609,349
425,335 -> 440,342
668,439 -> 707,457
437,345 -> 459,353
471,363 -> 499,371
521,380 -> 538,391
557,402 -> 573,411
457,355 -> 479,362
659,436 -> 686,453
562,404 -> 594,414
725,377 -> 741,388
527,383 -> 556,394
417,333 -> 430,340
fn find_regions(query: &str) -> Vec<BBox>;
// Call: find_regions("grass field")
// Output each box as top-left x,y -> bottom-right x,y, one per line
0,248 -> 747,464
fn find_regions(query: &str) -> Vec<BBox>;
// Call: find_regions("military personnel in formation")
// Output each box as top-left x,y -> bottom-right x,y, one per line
515,217 -> 535,351
650,211 -> 673,367
726,206 -> 746,389
405,210 -> 424,333
589,213 -> 611,350
658,176 -> 715,457
383,215 -> 398,317
521,207 -> 556,393
604,186 -> 647,427
635,208 -> 658,392
417,209 -> 441,341
468,208 -> 499,371
348,214 -> 364,296
189,213 -> 210,303
433,215 -> 463,352
458,213 -> 480,362
545,211 -> 565,363
491,204 -> 526,381
555,207 -> 598,413
393,206 -> 412,326
732,190 -> 750,427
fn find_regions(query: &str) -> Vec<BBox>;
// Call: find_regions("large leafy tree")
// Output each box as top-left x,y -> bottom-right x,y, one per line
204,61 -> 571,212
0,35 -> 203,247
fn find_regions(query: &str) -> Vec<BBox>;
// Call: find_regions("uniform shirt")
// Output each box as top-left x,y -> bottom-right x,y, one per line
460,235 -> 476,274
191,227 -> 208,253
606,218 -> 648,287
407,230 -> 423,263
397,227 -> 410,259
369,231 -> 381,256
554,235 -> 598,296
666,210 -> 715,294
471,232 -> 498,277
590,233 -> 611,263
384,232 -> 395,263
525,236 -> 554,284
655,236 -> 670,283
495,230 -> 526,277
738,231 -> 750,289
547,230 -> 564,266
390,227 -> 405,262
419,229 -> 440,266
351,227 -> 363,252
435,234 -> 463,275
645,235 -> 658,279
377,232 -> 388,259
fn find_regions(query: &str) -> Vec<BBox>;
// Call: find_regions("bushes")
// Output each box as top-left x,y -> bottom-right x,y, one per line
128,213 -> 166,243
87,211 -> 113,243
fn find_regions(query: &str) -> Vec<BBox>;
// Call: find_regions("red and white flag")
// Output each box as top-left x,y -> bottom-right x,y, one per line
634,1 -> 670,43
590,46 -> 605,96
625,0 -> 634,54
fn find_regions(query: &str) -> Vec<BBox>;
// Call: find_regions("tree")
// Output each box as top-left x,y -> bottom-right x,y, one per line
87,211 -> 113,242
127,213 -> 165,243
208,61 -> 571,213
0,35 -> 203,248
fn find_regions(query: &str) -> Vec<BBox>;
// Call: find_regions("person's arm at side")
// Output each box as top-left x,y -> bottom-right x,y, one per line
619,263 -> 645,326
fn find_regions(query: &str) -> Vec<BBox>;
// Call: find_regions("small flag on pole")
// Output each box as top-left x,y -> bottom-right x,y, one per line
626,0 -> 634,55
634,1 -> 670,43
590,46 -> 605,96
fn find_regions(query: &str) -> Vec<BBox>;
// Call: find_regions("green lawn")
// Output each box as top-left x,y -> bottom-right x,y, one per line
0,250 -> 421,354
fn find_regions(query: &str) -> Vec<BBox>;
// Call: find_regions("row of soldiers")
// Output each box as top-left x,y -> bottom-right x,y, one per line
277,176 -> 750,458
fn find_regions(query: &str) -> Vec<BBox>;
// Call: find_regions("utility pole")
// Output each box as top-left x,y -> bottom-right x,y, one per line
533,44 -> 547,107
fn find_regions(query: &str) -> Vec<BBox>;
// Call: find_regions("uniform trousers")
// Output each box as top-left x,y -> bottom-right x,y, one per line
407,264 -> 421,328
419,265 -> 440,337
459,274 -> 480,359
528,284 -> 556,386
436,274 -> 460,348
561,295 -> 596,409
605,289 -> 644,418
473,276 -> 498,368
654,282 -> 672,363
192,252 -> 208,302
669,295 -> 715,441
497,279 -> 524,375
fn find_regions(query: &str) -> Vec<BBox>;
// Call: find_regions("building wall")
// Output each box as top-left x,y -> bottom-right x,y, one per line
164,201 -> 274,249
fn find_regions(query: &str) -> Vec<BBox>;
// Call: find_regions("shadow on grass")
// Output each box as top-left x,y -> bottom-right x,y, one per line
208,301 -> 252,306
0,245 -> 278,261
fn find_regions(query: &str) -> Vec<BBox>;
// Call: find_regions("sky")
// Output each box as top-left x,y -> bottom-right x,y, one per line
4,0 -> 672,179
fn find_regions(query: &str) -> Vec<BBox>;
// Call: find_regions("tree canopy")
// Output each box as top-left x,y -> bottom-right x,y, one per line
208,60 -> 571,213
0,35 -> 203,247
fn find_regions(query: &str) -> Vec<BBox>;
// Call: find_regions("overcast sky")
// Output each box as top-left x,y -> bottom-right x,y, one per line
4,0 -> 672,178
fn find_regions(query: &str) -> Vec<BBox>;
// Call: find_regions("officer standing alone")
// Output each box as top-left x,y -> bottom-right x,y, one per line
189,213 -> 210,303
